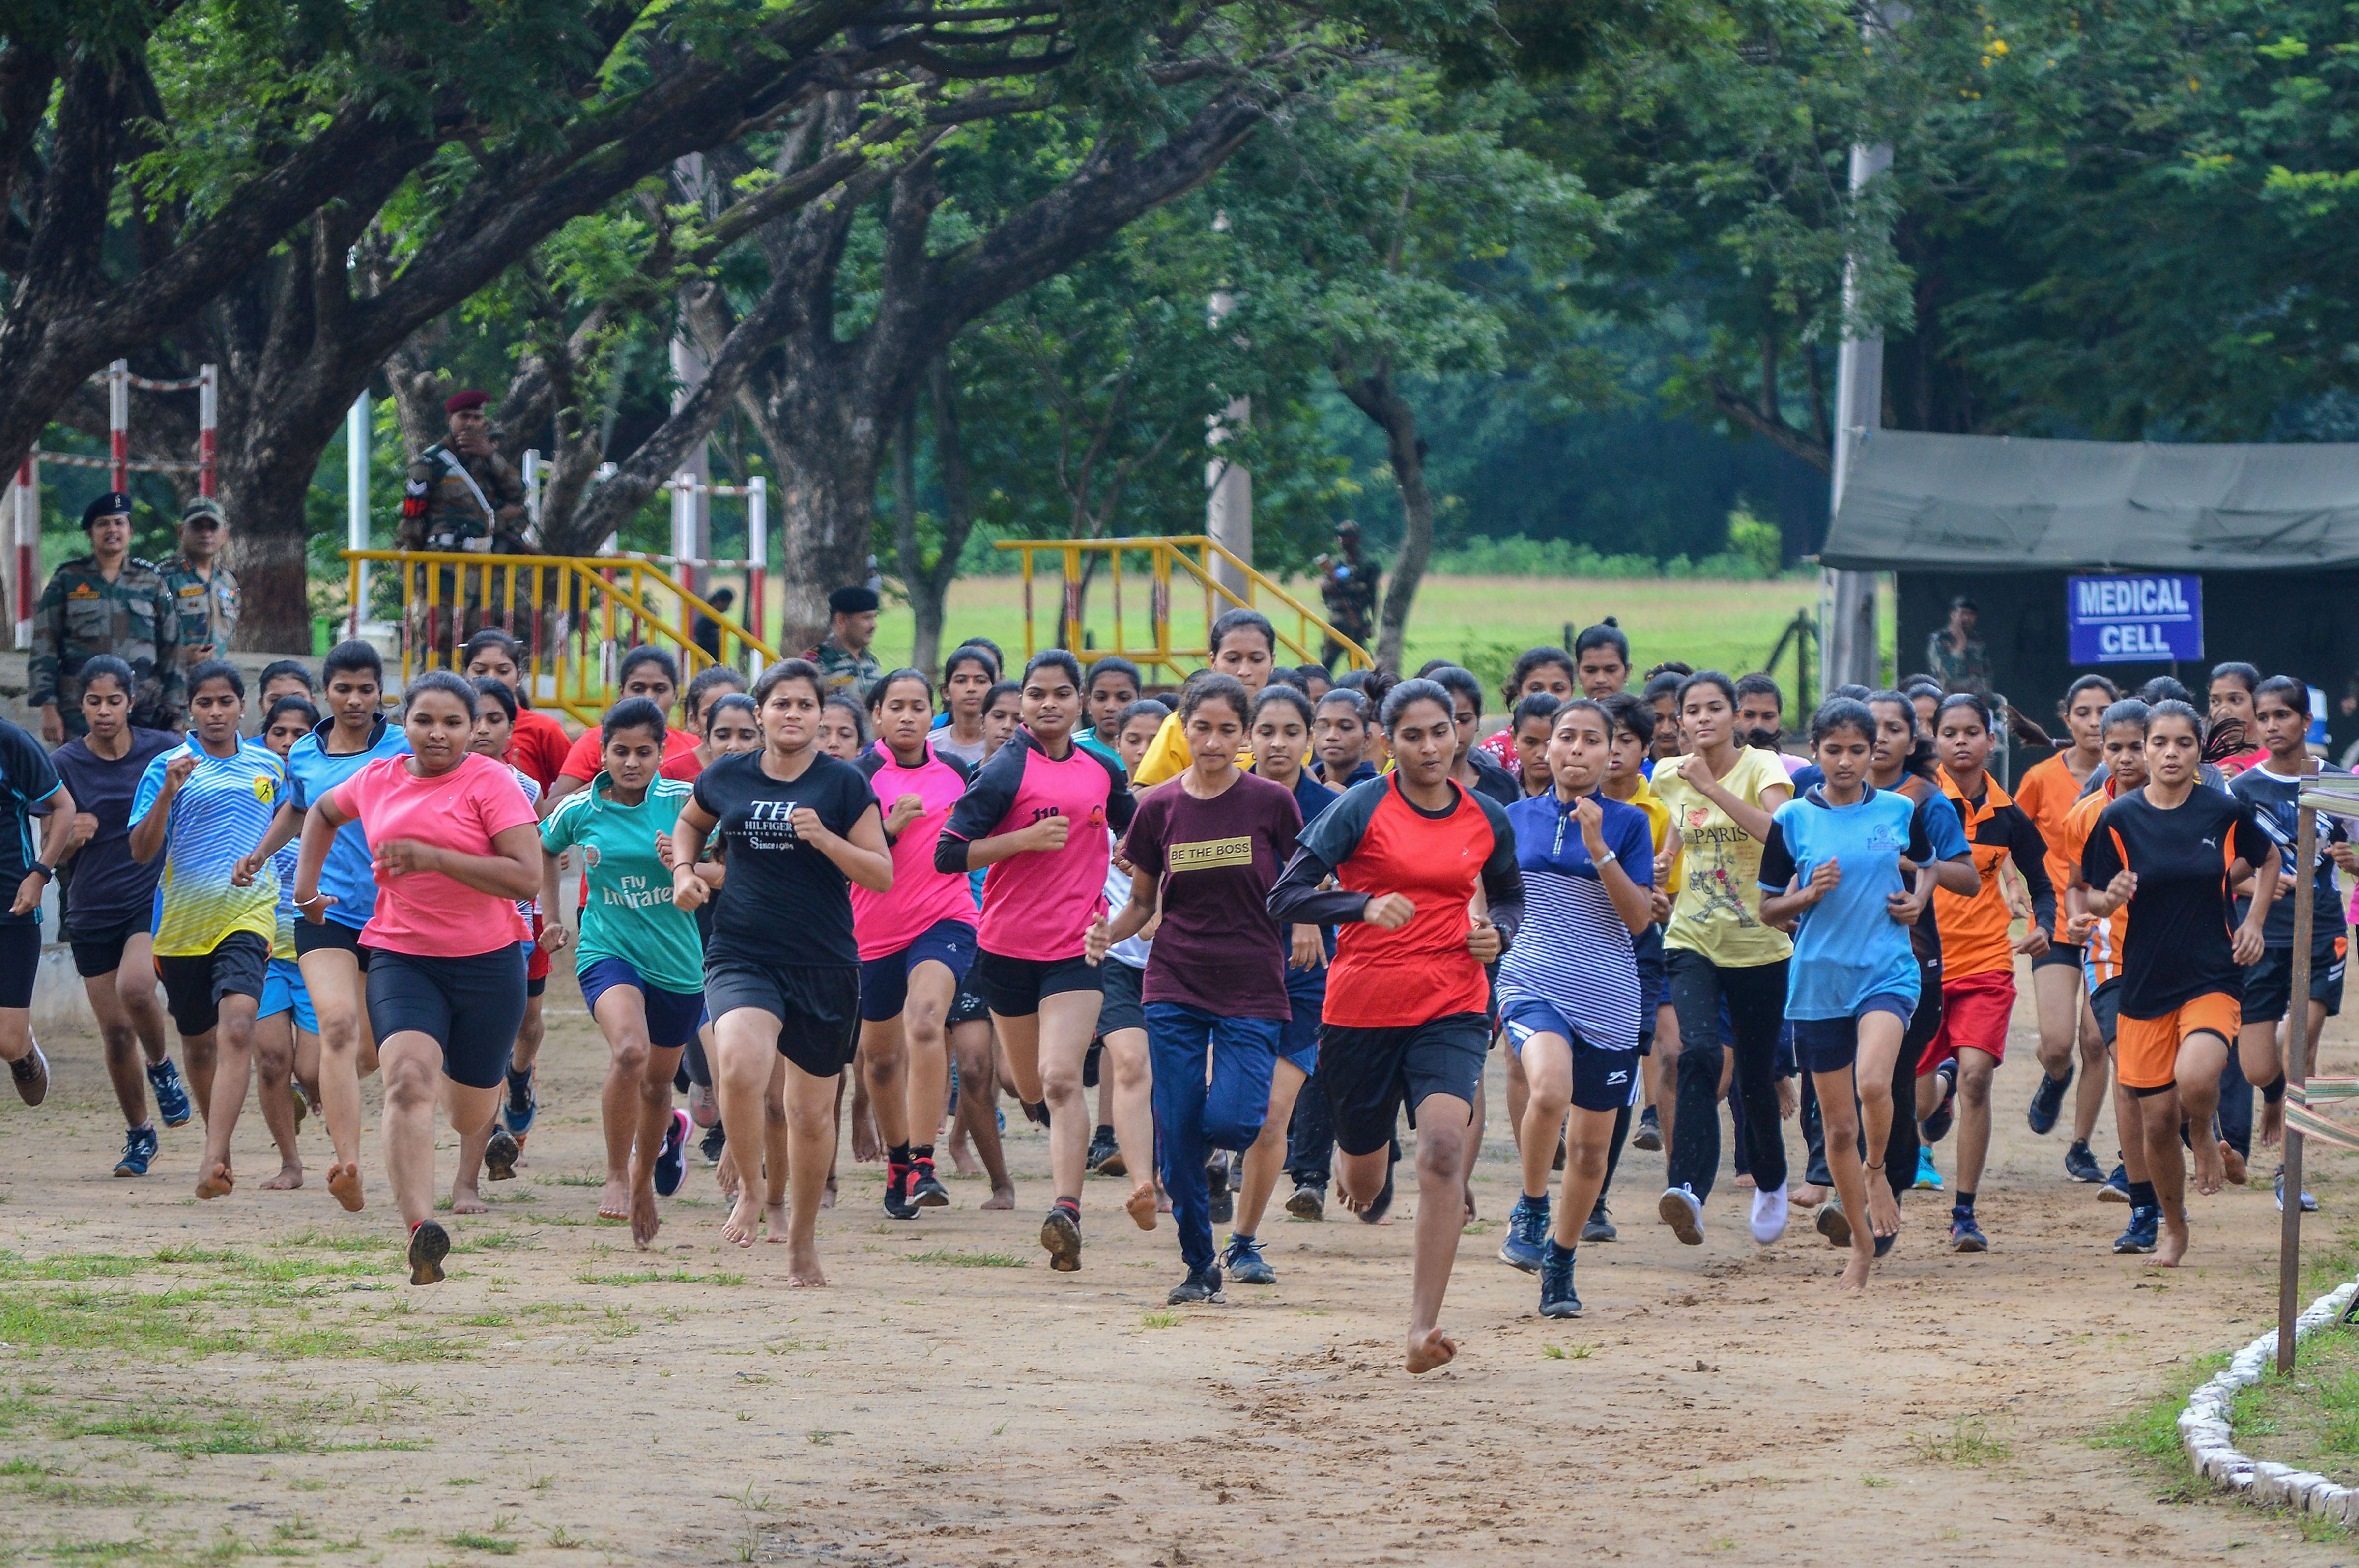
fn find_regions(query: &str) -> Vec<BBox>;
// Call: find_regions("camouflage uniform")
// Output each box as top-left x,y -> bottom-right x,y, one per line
399,441 -> 531,659
1317,555 -> 1379,668
160,555 -> 239,675
806,637 -> 882,703
29,556 -> 184,736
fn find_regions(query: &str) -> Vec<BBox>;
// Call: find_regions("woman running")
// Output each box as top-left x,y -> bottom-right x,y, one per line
852,668 -> 980,1220
235,640 -> 407,1212
681,692 -> 761,1171
1097,673 -> 1302,1304
540,698 -> 705,1246
1313,687 -> 1378,788
1651,670 -> 1793,1246
1226,684 -> 1338,1282
670,658 -> 891,1282
1132,610 -> 1277,786
545,646 -> 701,806
1588,691 -> 1678,1229
1920,692 -> 2055,1252
937,650 -> 1136,1270
1430,664 -> 1519,805
2014,675 -> 2118,1173
2080,699 -> 2277,1265
51,656 -> 185,1176
931,645 -> 1000,770
1081,657 -> 1142,766
251,693 -> 323,1192
0,701 -> 69,1113
819,695 -> 869,761
1509,694 -> 1563,797
130,660 -> 284,1202
1495,698 -> 1655,1318
1759,698 -> 1978,1288
1269,678 -> 1522,1373
462,630 -> 572,793
1475,645 -> 1576,774
295,671 -> 541,1283
1077,699 -> 1170,1202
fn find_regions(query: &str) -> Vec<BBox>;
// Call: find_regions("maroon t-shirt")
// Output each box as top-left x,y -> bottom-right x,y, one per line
1122,770 -> 1301,1020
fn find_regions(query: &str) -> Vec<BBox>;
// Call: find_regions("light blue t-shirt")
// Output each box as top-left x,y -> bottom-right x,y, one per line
285,717 -> 412,932
131,737 -> 285,958
1759,785 -> 1932,1020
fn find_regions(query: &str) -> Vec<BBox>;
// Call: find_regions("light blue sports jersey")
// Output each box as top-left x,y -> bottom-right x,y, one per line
285,717 -> 411,932
270,840 -> 300,959
1761,786 -> 1928,1020
131,737 -> 285,958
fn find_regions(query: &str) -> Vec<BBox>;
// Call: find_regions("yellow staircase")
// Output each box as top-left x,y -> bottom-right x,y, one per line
994,535 -> 1372,680
343,550 -> 774,726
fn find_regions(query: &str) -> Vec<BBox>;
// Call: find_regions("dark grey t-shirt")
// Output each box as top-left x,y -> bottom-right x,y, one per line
690,749 -> 876,970
52,727 -> 177,932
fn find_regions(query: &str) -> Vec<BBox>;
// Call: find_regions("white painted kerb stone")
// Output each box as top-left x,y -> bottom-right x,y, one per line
2179,1279 -> 2359,1526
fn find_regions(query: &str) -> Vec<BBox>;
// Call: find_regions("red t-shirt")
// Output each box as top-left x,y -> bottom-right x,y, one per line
558,725 -> 703,784
509,708 -> 574,793
329,752 -> 539,957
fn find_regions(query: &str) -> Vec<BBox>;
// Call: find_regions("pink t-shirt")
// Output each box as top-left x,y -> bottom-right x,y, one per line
939,729 -> 1136,962
330,751 -> 539,957
852,743 -> 981,960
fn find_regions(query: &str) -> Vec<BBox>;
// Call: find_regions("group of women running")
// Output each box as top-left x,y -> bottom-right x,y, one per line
0,608 -> 2328,1371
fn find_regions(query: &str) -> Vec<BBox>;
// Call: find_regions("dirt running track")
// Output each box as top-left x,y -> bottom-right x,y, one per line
4,960 -> 2358,1567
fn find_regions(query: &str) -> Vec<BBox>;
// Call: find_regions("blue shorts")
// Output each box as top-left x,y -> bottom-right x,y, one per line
259,958 -> 317,1035
1498,997 -> 1641,1113
578,956 -> 705,1051
1789,993 -> 1918,1075
1281,964 -> 1324,1076
859,918 -> 978,1023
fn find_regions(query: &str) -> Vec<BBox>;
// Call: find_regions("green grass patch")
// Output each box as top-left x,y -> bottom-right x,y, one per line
1140,1310 -> 1180,1329
1909,1416 -> 2013,1467
443,1528 -> 520,1555
55,1397 -> 326,1456
574,1269 -> 747,1286
2229,1321 -> 2359,1501
0,1251 -> 144,1282
0,1286 -> 248,1358
901,1250 -> 1027,1268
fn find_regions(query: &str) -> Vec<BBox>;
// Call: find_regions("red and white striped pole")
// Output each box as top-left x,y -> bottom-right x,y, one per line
14,457 -> 36,650
748,476 -> 767,649
198,364 -> 218,498
108,361 -> 130,493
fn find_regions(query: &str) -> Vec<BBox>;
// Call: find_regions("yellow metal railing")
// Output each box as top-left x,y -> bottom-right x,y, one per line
343,550 -> 777,726
994,535 -> 1371,680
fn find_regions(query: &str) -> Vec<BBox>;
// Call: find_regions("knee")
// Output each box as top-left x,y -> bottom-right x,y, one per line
1414,1129 -> 1465,1183
1040,1061 -> 1084,1101
611,1040 -> 650,1080
904,1006 -> 947,1049
786,1100 -> 834,1142
516,1014 -> 545,1051
382,1061 -> 437,1112
1567,1141 -> 1610,1181
1958,1067 -> 1994,1106
99,1021 -> 136,1057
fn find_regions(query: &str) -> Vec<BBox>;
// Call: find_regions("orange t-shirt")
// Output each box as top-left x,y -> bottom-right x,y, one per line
2057,782 -> 2128,989
1931,767 -> 2056,981
2013,753 -> 2095,942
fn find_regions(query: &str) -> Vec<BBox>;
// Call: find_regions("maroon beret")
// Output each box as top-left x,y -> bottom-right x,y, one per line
444,389 -> 490,414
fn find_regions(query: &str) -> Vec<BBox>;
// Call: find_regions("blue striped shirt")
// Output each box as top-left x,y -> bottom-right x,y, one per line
1496,790 -> 1654,1051
131,737 -> 285,957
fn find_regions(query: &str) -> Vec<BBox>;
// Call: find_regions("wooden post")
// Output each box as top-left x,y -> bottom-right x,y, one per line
2278,756 -> 2321,1375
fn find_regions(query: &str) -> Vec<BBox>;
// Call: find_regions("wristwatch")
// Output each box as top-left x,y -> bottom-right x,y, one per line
1593,849 -> 1617,869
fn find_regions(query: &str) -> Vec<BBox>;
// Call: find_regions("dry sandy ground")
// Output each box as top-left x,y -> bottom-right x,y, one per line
4,962 -> 2359,1567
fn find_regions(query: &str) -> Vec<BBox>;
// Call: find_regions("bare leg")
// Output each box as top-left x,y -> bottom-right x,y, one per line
996,1010 -> 1044,1107
1029,987 -> 1105,1204
1952,1047 -> 1999,1199
1514,1037 -> 1572,1202
117,937 -> 171,1072
1813,1067 -> 1875,1291
848,1047 -> 882,1164
293,1026 -> 321,1113
2112,1046 -> 2150,1186
1854,1012 -> 1905,1240
297,947 -> 368,1208
949,1019 -> 1012,1206
1101,1025 -> 1157,1227
184,1027 -> 219,1129
2032,961 -> 2083,1108
380,1033 -> 447,1229
860,1016 -> 911,1149
712,1008 -> 785,1247
1462,1078 -> 1486,1221
450,1111 -> 494,1215
86,970 -> 153,1130
253,1011 -> 304,1189
1405,1097 -> 1471,1374
781,1060 -> 839,1286
1504,1047 -> 1530,1156
1236,1058 -> 1307,1238
2175,1030 -> 2231,1197
197,995 -> 261,1200
2072,1003 -> 2109,1146
1546,1104 -> 1619,1275
595,988 -> 654,1220
901,964 -> 956,1160
629,1045 -> 685,1247
1652,1002 -> 1680,1174
2134,1084 -> 2190,1265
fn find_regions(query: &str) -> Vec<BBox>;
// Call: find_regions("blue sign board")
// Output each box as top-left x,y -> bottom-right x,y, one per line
2067,574 -> 2203,665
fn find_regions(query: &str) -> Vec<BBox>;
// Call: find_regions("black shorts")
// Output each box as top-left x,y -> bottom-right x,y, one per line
703,960 -> 861,1079
948,979 -> 990,1029
858,918 -> 978,1023
2032,940 -> 2084,972
293,917 -> 374,971
366,944 -> 527,1090
973,949 -> 1100,1018
2088,976 -> 2124,1047
1319,1011 -> 1490,1158
0,922 -> 37,1009
1096,958 -> 1147,1037
1903,954 -> 1945,1059
66,917 -> 144,980
155,931 -> 269,1037
2243,935 -> 2349,1025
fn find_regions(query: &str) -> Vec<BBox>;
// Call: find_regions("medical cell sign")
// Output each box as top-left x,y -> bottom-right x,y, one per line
2067,574 -> 2203,665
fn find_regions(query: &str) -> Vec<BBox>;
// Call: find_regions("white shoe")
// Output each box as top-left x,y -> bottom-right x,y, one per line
1658,1184 -> 1703,1246
1750,1184 -> 1790,1245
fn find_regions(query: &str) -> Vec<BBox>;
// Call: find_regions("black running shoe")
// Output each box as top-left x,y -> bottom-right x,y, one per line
700,1121 -> 727,1166
1921,1059 -> 1958,1144
1206,1153 -> 1233,1226
1539,1240 -> 1581,1319
1631,1104 -> 1663,1153
2027,1062 -> 2072,1136
483,1126 -> 520,1183
2064,1140 -> 2104,1184
1581,1200 -> 1616,1244
1815,1200 -> 1853,1250
883,1161 -> 920,1220
1361,1142 -> 1399,1225
1040,1207 -> 1082,1271
654,1109 -> 690,1198
1086,1126 -> 1120,1173
911,1156 -> 949,1207
1022,1099 -> 1051,1128
1285,1182 -> 1325,1222
407,1221 -> 450,1285
1167,1264 -> 1225,1305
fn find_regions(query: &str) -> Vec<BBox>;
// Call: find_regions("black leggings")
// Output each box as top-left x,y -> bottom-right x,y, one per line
1667,952 -> 1788,1202
1881,959 -> 1942,1203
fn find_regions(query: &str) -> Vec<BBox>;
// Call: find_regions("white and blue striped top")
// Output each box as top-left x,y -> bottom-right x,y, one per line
1495,790 -> 1654,1052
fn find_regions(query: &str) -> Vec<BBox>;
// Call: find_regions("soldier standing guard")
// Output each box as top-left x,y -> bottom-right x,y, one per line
30,493 -> 183,741
161,496 -> 238,677
400,389 -> 530,659
1315,518 -> 1378,671
805,585 -> 882,701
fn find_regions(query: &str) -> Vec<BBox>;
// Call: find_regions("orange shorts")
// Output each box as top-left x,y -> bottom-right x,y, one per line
2114,992 -> 2241,1091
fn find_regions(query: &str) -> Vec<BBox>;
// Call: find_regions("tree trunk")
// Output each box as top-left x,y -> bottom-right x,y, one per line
1338,362 -> 1431,673
908,353 -> 978,679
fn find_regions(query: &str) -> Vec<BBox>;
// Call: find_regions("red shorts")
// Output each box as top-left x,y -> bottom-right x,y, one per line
1917,969 -> 2014,1075
527,912 -> 551,984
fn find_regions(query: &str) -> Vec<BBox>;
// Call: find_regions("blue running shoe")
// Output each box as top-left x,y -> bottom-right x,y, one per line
654,1109 -> 689,1198
114,1124 -> 158,1178
2100,1162 -> 2130,1204
1539,1239 -> 1581,1318
2027,1063 -> 2071,1136
1222,1233 -> 1275,1285
1499,1194 -> 1549,1273
2276,1167 -> 2319,1214
2113,1204 -> 2159,1254
147,1059 -> 191,1128
1913,1147 -> 1943,1191
1948,1209 -> 1988,1253
2065,1141 -> 2104,1184
502,1068 -> 537,1138
1920,1059 -> 1958,1144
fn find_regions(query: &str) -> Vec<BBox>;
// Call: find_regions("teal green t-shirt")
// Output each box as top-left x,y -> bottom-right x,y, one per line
539,774 -> 704,995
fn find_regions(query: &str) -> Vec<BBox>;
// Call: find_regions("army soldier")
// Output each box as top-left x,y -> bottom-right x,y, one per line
806,585 -> 882,702
31,493 -> 183,743
400,389 -> 529,659
1315,520 -> 1378,670
161,497 -> 238,675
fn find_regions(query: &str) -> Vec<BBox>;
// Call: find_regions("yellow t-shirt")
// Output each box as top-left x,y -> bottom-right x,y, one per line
1131,711 -> 1255,788
1654,747 -> 1793,967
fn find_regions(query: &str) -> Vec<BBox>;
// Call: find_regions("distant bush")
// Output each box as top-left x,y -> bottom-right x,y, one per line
1426,530 -> 1790,581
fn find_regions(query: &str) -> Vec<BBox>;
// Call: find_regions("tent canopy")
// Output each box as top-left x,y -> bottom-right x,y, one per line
1819,430 -> 2359,572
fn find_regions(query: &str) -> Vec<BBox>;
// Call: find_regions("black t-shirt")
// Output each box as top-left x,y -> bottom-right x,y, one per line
2229,762 -> 2350,945
2081,786 -> 2270,1018
691,749 -> 877,969
0,718 -> 63,928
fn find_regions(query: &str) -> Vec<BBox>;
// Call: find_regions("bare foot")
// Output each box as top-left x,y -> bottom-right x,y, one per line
2220,1140 -> 2248,1186
2155,1213 -> 2190,1267
721,1193 -> 763,1248
820,1176 -> 838,1212
1866,1182 -> 1901,1239
763,1199 -> 790,1241
327,1162 -> 365,1212
449,1185 -> 489,1216
948,1137 -> 982,1178
1791,1183 -> 1830,1209
1839,1248 -> 1872,1292
629,1180 -> 660,1249
598,1177 -> 631,1221
1462,1186 -> 1477,1225
851,1103 -> 883,1164
982,1184 -> 1016,1212
261,1162 -> 304,1191
1405,1327 -> 1458,1374
1734,1172 -> 1756,1190
785,1240 -> 827,1287
2191,1138 -> 2226,1197
715,1147 -> 741,1203
1125,1179 -> 1158,1231
2260,1099 -> 2286,1149
195,1160 -> 234,1200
